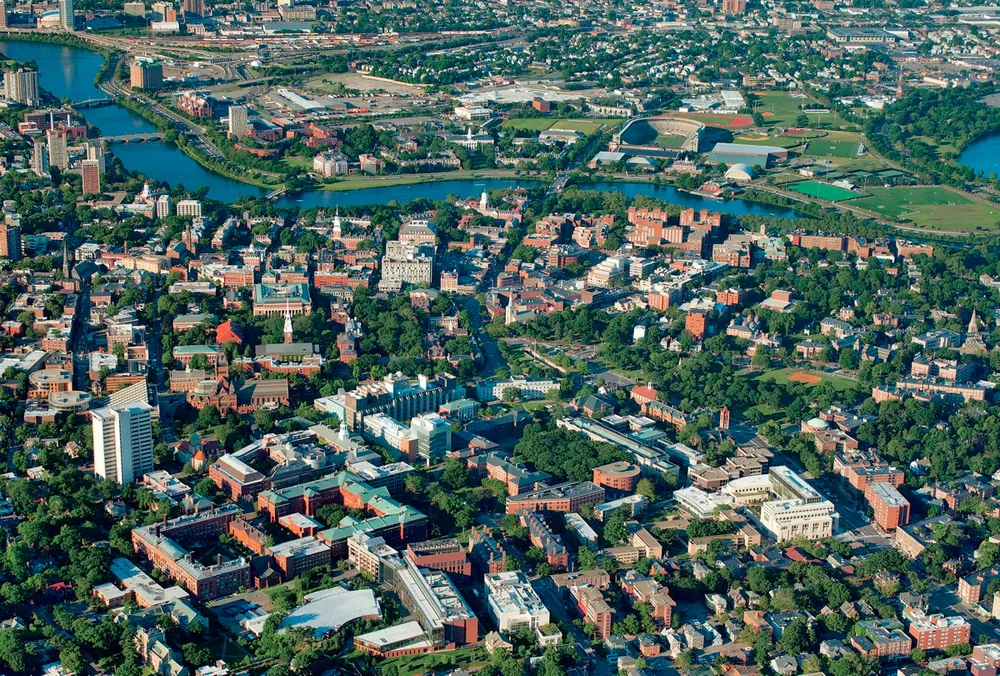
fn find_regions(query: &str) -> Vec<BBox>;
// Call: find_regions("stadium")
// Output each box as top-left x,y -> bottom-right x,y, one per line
609,117 -> 706,157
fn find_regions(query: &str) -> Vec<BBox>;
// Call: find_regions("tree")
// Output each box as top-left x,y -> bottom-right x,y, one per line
196,405 -> 222,430
181,643 -> 212,668
501,387 -> 520,402
0,630 -> 27,672
603,508 -> 628,546
440,458 -> 469,491
778,617 -> 814,654
635,478 -> 656,501
795,113 -> 810,127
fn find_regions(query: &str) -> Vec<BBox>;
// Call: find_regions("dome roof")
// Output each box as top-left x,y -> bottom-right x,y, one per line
806,417 -> 829,429
725,162 -> 754,178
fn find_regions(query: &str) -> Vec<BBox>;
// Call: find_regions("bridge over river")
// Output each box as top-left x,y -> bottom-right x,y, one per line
98,133 -> 165,144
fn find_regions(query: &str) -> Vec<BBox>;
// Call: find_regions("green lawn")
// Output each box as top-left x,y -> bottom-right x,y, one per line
654,133 -> 687,148
502,117 -> 555,131
847,186 -> 1000,232
803,138 -> 860,158
734,134 -> 803,149
752,368 -> 857,392
753,91 -> 850,129
502,118 -> 619,134
382,645 -> 488,676
788,180 -> 863,202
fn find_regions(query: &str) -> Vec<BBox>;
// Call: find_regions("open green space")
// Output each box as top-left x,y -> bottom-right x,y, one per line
381,645 -> 488,676
787,180 -> 863,202
752,367 -> 857,392
847,186 -> 1000,232
803,138 -> 860,158
753,91 -> 850,129
654,133 -> 687,148
734,134 -> 803,149
502,118 -> 618,134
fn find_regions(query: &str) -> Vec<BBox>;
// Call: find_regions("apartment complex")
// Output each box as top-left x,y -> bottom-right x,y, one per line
92,402 -> 154,485
130,505 -> 251,600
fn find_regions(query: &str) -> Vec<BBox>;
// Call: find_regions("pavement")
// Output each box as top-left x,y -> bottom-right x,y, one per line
928,585 -> 1000,642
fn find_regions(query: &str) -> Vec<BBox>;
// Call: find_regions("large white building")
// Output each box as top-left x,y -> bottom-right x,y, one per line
476,377 -> 560,402
484,571 -> 550,633
228,105 -> 248,138
760,498 -> 838,542
3,68 -> 39,105
58,0 -> 74,29
92,402 -> 154,485
378,241 -> 434,291
410,413 -> 451,465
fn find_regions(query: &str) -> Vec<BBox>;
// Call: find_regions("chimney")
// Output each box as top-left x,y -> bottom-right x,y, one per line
162,514 -> 168,527
217,554 -> 222,566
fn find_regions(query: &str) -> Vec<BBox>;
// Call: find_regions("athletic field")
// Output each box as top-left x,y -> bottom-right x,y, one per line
803,138 -> 859,158
788,181 -> 861,202
848,186 -> 1000,232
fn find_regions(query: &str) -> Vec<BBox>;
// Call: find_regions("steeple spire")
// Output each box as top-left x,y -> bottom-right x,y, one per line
283,298 -> 293,344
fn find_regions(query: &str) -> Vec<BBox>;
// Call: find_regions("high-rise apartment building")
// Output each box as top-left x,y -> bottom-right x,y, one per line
4,68 -> 39,105
0,1 -> 9,29
156,194 -> 172,218
81,159 -> 101,195
31,137 -> 49,177
87,141 -> 106,173
59,0 -> 74,30
182,0 -> 203,16
123,1 -> 146,15
47,129 -> 68,170
0,222 -> 21,261
228,105 -> 248,138
92,402 -> 154,485
130,60 -> 163,90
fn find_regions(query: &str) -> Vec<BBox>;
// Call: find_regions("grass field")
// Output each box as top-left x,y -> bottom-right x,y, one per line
802,138 -> 859,158
788,180 -> 862,202
381,646 -> 488,676
501,118 -> 619,134
847,186 -> 1000,232
753,368 -> 856,392
734,134 -> 803,149
654,133 -> 686,148
753,91 -> 850,129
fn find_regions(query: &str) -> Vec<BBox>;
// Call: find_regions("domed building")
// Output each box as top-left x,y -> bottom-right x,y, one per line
724,162 -> 755,183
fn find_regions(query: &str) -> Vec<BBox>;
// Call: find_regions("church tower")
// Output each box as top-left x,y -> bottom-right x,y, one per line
283,299 -> 294,344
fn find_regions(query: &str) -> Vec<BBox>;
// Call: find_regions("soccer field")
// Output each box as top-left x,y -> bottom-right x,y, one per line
788,181 -> 861,202
803,139 -> 859,158
848,186 -> 1000,232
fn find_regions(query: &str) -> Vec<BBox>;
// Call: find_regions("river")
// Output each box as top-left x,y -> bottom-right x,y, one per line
0,38 -> 801,218
958,132 -> 1000,178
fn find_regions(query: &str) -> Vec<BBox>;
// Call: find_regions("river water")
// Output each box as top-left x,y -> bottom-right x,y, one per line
958,132 -> 1000,179
0,39 -> 801,218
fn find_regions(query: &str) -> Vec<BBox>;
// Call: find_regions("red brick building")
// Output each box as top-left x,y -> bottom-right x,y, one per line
593,461 -> 641,493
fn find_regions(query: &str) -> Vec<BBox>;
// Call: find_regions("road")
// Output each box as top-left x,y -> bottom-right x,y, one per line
928,585 -> 1000,642
462,297 -> 503,378
71,287 -> 92,392
532,577 -> 614,676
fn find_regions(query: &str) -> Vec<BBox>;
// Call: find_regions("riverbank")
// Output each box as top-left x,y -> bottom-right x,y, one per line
318,169 -> 548,191
113,95 -> 282,190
